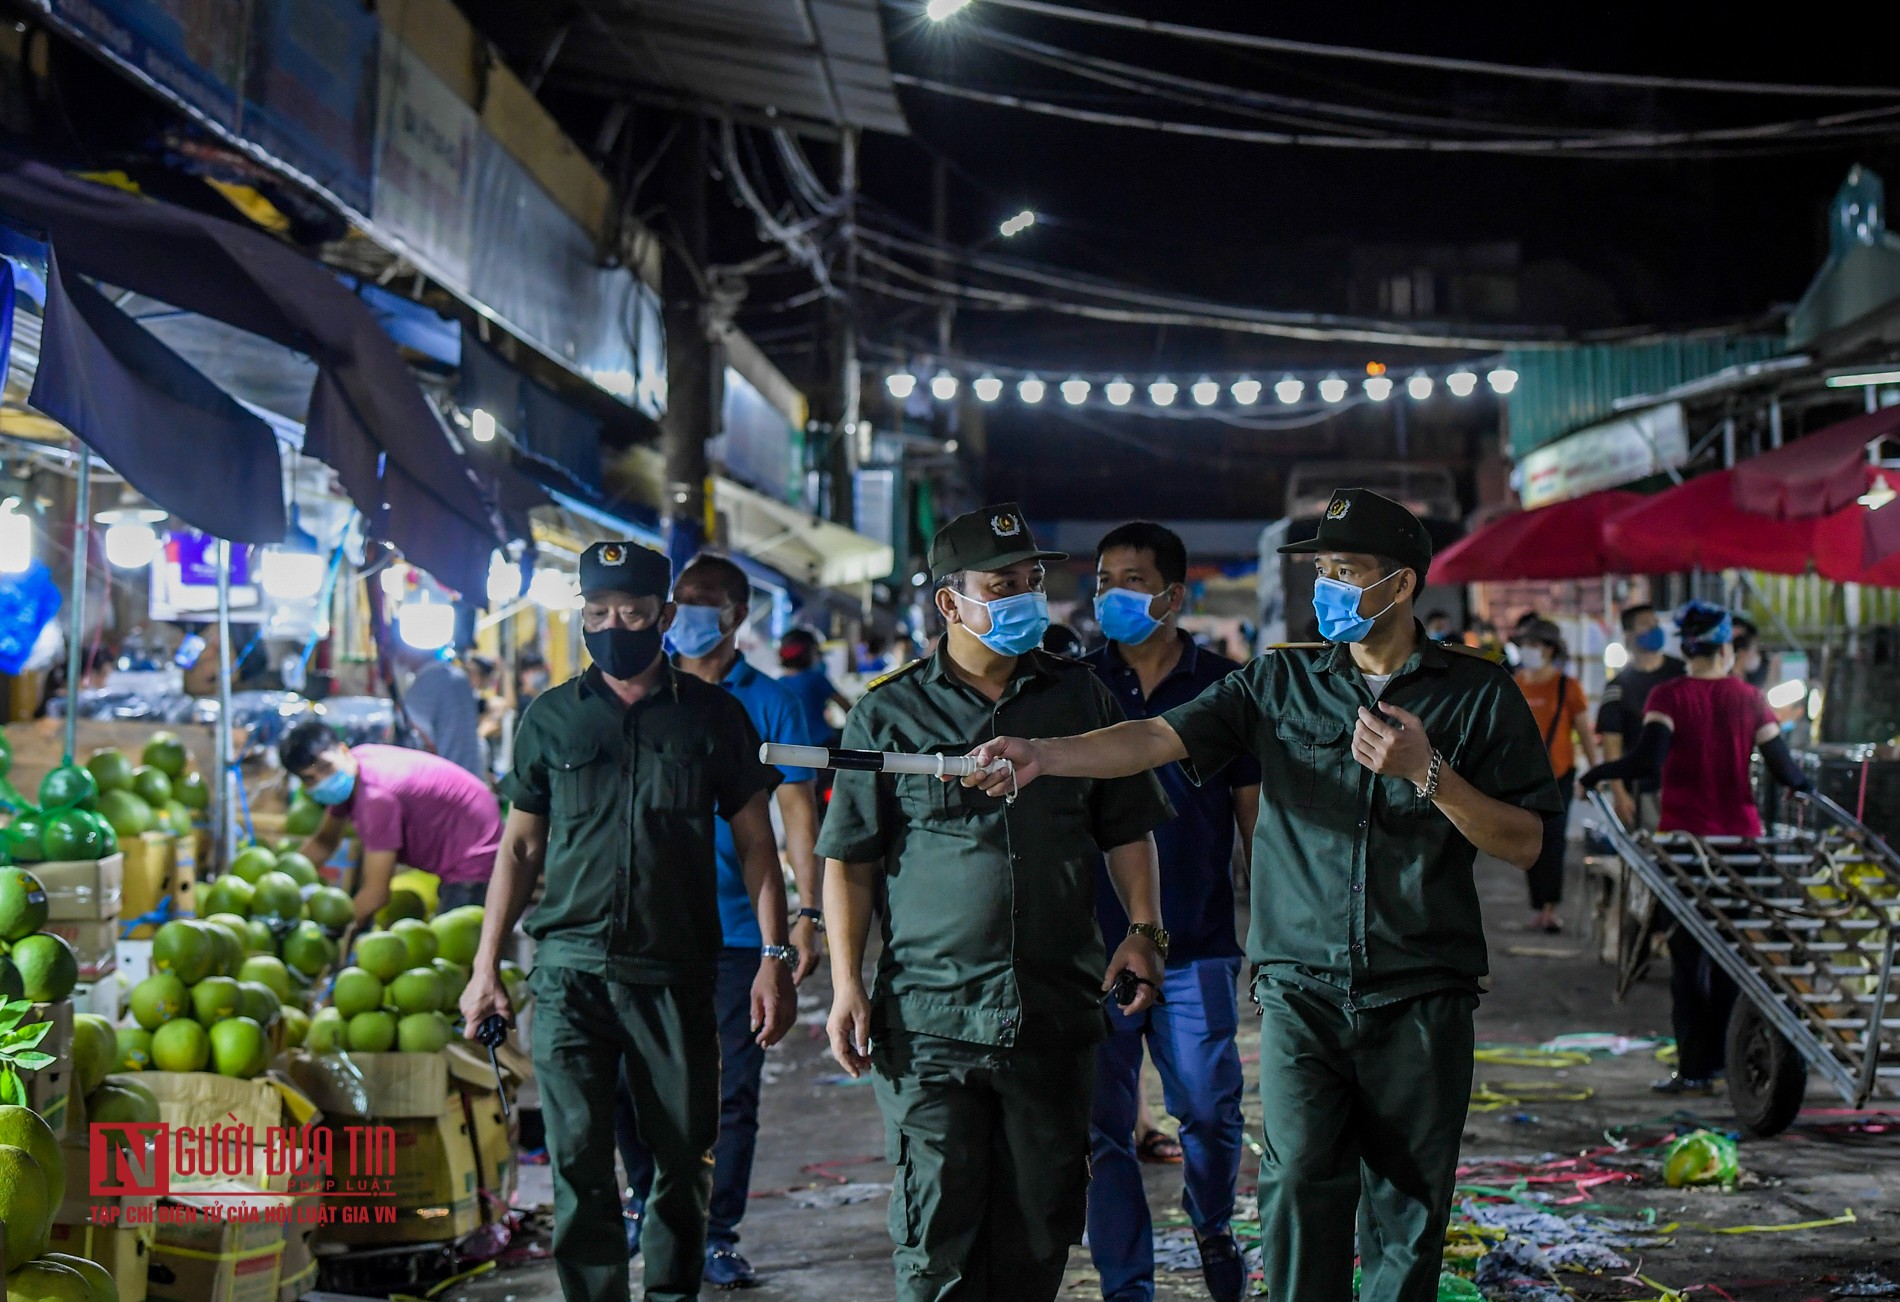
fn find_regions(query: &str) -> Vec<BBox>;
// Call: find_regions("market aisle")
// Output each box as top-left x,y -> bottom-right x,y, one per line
462,844 -> 1900,1302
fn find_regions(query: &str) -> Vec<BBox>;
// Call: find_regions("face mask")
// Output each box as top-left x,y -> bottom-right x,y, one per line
666,604 -> 729,659
585,625 -> 664,679
1428,627 -> 1452,642
306,769 -> 355,806
1095,587 -> 1166,645
1517,645 -> 1548,671
952,589 -> 1051,657
1312,570 -> 1401,645
1634,626 -> 1667,654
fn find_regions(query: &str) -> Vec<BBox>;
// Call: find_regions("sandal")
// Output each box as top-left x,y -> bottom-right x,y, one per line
1136,1128 -> 1183,1164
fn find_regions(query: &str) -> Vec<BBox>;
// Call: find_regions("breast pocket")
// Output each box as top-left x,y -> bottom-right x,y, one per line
550,745 -> 611,820
640,736 -> 713,812
1275,715 -> 1347,809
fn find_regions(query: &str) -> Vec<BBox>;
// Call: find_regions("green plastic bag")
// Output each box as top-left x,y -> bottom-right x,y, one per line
1663,1128 -> 1740,1188
1352,1268 -> 1481,1300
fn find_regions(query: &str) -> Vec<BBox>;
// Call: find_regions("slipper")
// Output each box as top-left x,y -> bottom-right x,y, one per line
1136,1128 -> 1183,1164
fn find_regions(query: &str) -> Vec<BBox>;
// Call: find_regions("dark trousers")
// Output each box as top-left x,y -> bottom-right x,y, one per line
437,879 -> 488,912
1527,770 -> 1575,910
872,1030 -> 1095,1302
617,947 -> 765,1249
532,966 -> 720,1302
1088,957 -> 1245,1302
1254,983 -> 1476,1302
1669,930 -> 1738,1080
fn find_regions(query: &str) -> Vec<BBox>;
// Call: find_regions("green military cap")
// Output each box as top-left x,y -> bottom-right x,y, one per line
928,502 -> 1067,581
1278,487 -> 1433,580
579,540 -> 671,597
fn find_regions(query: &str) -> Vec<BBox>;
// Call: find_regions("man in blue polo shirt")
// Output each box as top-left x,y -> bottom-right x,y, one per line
1085,522 -> 1260,1302
616,552 -> 824,1289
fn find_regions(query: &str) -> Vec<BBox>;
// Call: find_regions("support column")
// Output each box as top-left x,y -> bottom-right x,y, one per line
661,114 -> 713,576
828,128 -> 862,530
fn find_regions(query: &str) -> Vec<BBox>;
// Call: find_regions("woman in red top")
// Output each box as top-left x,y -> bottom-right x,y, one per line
1583,601 -> 1809,1094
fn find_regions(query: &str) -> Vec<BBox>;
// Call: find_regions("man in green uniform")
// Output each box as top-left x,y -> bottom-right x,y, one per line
817,503 -> 1175,1302
966,490 -> 1559,1302
460,540 -> 798,1302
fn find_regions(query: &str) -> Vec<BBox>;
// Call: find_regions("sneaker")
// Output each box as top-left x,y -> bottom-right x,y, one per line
704,1246 -> 758,1290
1650,1075 -> 1719,1096
1196,1229 -> 1244,1302
624,1200 -> 644,1257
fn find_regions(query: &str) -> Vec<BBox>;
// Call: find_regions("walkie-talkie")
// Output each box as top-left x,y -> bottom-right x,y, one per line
476,1014 -> 513,1118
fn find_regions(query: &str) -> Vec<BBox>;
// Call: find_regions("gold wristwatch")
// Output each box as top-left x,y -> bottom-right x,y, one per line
1127,922 -> 1170,959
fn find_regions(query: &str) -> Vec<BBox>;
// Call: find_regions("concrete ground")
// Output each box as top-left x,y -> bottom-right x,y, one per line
449,848 -> 1900,1301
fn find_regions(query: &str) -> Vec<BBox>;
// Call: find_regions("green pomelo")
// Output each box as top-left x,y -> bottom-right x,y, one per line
285,797 -> 322,837
116,1026 -> 155,1071
330,966 -> 385,1018
129,972 -> 189,1030
87,1079 -> 159,1125
153,918 -> 215,984
250,871 -> 305,923
389,916 -> 439,968
71,1013 -> 118,1096
282,922 -> 337,978
174,768 -> 210,810
96,789 -> 154,838
346,1010 -> 397,1053
200,876 -> 254,919
84,748 -> 135,794
354,932 -> 410,983
307,886 -> 354,930
141,731 -> 188,777
150,1018 -> 210,1072
3,1257 -> 91,1302
237,980 -> 281,1027
208,1016 -> 266,1078
0,957 -> 19,1003
240,954 -> 292,1001
41,1254 -> 117,1302
0,866 -> 49,941
388,967 -> 446,1015
375,888 -> 426,928
189,975 -> 242,1024
245,919 -> 276,954
5,814 -> 46,863
396,1011 -> 452,1054
306,1007 -> 347,1054
431,958 -> 470,1006
38,764 -> 98,813
41,809 -> 107,862
228,846 -> 278,885
430,906 -> 484,965
280,1006 -> 310,1049
130,765 -> 173,807
0,1104 -> 64,1211
11,933 -> 78,1002
0,1141 -> 52,1261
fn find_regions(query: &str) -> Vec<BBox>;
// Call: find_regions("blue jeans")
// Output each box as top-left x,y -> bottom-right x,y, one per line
617,947 -> 765,1248
1087,956 -> 1245,1302
436,879 -> 488,912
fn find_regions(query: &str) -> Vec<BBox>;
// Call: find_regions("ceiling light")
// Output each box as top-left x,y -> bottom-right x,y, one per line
1407,372 -> 1434,400
1149,379 -> 1178,407
103,522 -> 161,571
470,408 -> 497,443
1105,378 -> 1134,406
1018,375 -> 1046,404
973,374 -> 1003,402
94,487 -> 167,527
529,569 -> 583,611
1364,375 -> 1394,401
1826,369 -> 1900,388
1060,377 -> 1090,405
886,371 -> 917,399
487,552 -> 523,607
1190,377 -> 1220,406
999,209 -> 1036,237
930,370 -> 958,401
1230,377 -> 1261,405
1446,370 -> 1478,397
1603,642 -> 1628,671
397,598 -> 455,651
1318,375 -> 1348,403
1766,678 -> 1807,709
1487,367 -> 1519,395
0,499 -> 30,575
1859,473 -> 1897,511
926,0 -> 970,19
1274,377 -> 1304,405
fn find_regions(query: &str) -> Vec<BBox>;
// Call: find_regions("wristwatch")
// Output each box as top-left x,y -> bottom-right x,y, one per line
1127,922 -> 1170,960
793,906 -> 825,931
761,944 -> 798,966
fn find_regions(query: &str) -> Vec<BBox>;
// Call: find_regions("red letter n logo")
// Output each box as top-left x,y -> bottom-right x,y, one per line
91,1123 -> 170,1196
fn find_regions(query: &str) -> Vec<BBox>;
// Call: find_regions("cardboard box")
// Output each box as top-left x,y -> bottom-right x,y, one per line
122,831 -> 179,937
44,917 -> 119,980
25,999 -> 74,1136
140,1071 -> 286,1137
314,1093 -> 480,1246
72,974 -> 125,1019
276,1225 -> 316,1302
149,1187 -> 289,1302
462,1086 -> 517,1219
97,1223 -> 155,1302
34,852 -> 125,920
289,1052 -> 448,1120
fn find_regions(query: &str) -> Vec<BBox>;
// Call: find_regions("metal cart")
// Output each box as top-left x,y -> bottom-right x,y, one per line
1587,788 -> 1900,1137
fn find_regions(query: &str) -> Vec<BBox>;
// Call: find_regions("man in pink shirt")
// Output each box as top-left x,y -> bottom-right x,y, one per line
279,717 -> 503,921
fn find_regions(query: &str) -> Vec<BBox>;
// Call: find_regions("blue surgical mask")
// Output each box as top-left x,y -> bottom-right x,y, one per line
666,604 -> 729,659
306,769 -> 355,806
1095,587 -> 1166,646
1633,626 -> 1667,654
1312,570 -> 1401,644
953,589 -> 1051,657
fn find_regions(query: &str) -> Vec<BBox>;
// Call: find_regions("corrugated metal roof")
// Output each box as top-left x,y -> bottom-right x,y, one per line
543,0 -> 907,135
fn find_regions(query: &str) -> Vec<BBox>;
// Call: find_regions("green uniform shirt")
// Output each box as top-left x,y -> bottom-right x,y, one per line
501,665 -> 780,983
1161,633 -> 1561,1009
815,647 -> 1174,1050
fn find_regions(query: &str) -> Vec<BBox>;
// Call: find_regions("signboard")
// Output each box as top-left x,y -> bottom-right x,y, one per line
242,0 -> 381,215
1519,402 -> 1689,509
372,38 -> 477,290
47,0 -> 248,128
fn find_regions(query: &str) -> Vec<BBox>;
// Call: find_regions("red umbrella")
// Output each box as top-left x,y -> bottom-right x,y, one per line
1730,407 -> 1900,567
1604,471 -> 1817,576
1430,490 -> 1644,583
1812,468 -> 1900,584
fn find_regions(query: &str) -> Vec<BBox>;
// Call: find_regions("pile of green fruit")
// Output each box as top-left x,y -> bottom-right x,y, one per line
1,1101 -> 128,1300
0,868 -> 82,1004
117,917 -> 312,1080
308,905 -> 499,1057
82,734 -> 208,843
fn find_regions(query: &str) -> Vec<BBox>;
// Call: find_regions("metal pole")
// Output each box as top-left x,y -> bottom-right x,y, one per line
62,446 -> 91,764
216,538 -> 236,868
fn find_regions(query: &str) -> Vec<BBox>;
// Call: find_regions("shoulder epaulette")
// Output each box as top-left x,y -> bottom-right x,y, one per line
864,659 -> 924,692
1267,642 -> 1328,651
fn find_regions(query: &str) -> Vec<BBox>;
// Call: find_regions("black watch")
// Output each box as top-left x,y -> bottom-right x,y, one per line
794,907 -> 825,931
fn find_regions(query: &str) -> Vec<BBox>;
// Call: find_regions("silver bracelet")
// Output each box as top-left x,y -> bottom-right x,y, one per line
1415,749 -> 1444,800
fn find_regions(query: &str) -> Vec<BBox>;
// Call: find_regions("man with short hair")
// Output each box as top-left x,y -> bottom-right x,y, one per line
966,489 -> 1560,1302
818,503 -> 1174,1302
616,551 -> 824,1287
1596,603 -> 1686,826
1422,610 -> 1454,642
396,643 -> 487,778
460,541 -> 797,1302
1086,521 -> 1259,1302
282,718 -> 501,919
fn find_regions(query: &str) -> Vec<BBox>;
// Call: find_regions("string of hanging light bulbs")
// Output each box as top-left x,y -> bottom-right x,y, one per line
874,361 -> 1519,408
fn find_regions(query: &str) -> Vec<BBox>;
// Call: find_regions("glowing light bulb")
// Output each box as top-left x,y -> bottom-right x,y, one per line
1407,373 -> 1434,400
1105,378 -> 1134,406
1446,370 -> 1478,397
470,408 -> 497,443
1060,377 -> 1091,405
886,371 -> 918,399
380,565 -> 410,602
1274,377 -> 1305,405
529,569 -> 582,611
1604,642 -> 1628,671
104,522 -> 161,570
1364,376 -> 1394,401
397,599 -> 455,651
1149,379 -> 1178,407
1190,377 -> 1220,406
1230,377 -> 1262,405
926,0 -> 970,20
930,370 -> 958,401
999,209 -> 1036,237
0,499 -> 31,575
1018,376 -> 1046,404
1318,376 -> 1348,403
487,553 -> 523,606
973,374 -> 1003,402
260,549 -> 326,600
1487,367 -> 1519,395
1766,679 -> 1807,709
